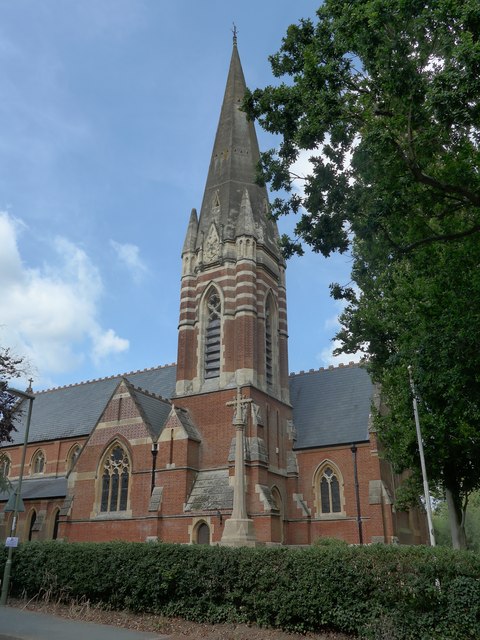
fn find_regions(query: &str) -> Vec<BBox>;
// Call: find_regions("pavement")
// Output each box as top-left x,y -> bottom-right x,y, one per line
0,606 -> 171,640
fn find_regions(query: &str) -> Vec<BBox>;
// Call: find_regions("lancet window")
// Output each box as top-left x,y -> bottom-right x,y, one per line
100,444 -> 130,512
204,290 -> 222,379
32,450 -> 45,475
67,444 -> 81,473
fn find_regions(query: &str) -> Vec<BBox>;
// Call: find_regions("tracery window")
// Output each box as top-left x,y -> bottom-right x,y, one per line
320,466 -> 342,514
204,290 -> 221,379
32,450 -> 45,475
100,444 -> 130,512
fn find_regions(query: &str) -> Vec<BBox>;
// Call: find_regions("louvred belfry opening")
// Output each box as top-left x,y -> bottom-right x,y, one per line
205,291 -> 221,379
265,304 -> 273,387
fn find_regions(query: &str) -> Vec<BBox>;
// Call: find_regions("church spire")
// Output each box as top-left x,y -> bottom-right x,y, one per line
195,40 -> 280,258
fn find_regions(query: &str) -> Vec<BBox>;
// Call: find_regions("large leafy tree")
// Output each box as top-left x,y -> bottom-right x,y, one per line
245,0 -> 480,548
0,348 -> 24,490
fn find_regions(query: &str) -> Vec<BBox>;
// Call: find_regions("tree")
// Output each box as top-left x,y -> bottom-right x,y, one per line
0,348 -> 24,490
245,0 -> 480,548
434,491 -> 480,552
245,0 -> 480,259
336,232 -> 480,549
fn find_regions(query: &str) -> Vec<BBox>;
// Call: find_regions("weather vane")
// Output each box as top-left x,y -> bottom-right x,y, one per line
232,23 -> 238,45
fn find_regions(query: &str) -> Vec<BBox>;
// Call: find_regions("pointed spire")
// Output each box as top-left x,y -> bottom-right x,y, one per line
182,208 -> 198,254
196,41 -> 280,258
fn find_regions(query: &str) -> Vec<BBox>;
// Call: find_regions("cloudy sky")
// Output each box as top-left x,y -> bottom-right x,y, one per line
0,1 -> 357,391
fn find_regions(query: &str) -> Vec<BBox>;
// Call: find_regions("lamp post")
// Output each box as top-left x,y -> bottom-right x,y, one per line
408,366 -> 436,547
1,383 -> 35,606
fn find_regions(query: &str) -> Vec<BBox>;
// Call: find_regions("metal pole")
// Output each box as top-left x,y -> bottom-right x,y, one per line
408,366 -> 436,547
351,444 -> 363,544
1,387 -> 35,606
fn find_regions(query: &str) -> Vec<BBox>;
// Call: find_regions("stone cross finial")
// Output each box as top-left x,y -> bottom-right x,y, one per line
226,386 -> 252,427
26,378 -> 34,394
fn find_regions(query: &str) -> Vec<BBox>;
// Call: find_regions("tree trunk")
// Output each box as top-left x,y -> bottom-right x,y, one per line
445,487 -> 467,549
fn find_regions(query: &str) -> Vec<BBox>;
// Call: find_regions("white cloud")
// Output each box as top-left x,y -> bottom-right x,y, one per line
318,299 -> 362,367
319,339 -> 362,367
91,328 -> 129,364
110,240 -> 148,283
0,211 -> 129,379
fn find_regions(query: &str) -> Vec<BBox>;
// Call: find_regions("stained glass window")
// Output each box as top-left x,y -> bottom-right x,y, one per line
100,445 -> 130,512
319,466 -> 342,514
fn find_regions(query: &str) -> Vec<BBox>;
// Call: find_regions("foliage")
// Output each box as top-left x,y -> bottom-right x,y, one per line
0,348 -> 25,490
244,0 -> 480,259
434,491 -> 480,552
245,0 -> 480,547
344,231 -> 480,547
2,541 -> 480,639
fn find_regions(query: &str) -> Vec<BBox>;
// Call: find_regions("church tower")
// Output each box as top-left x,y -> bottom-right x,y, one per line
173,37 -> 297,545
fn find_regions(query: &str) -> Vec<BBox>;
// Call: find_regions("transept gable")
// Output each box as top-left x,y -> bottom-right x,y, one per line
159,406 -> 201,443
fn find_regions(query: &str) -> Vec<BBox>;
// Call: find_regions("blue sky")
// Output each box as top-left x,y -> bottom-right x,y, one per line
0,1 -> 357,391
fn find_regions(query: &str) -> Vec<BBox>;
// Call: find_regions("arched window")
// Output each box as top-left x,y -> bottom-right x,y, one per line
100,444 -> 130,513
52,509 -> 61,540
67,444 -> 81,473
204,289 -> 221,379
196,522 -> 210,545
314,462 -> 344,517
0,455 -> 10,478
27,509 -> 36,541
31,450 -> 45,475
320,467 -> 341,514
270,486 -> 284,544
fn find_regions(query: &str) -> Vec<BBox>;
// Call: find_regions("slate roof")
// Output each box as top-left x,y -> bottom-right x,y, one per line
129,383 -> 173,441
3,362 -> 374,451
290,364 -> 374,449
184,469 -> 233,512
0,477 -> 67,502
6,365 -> 176,446
174,407 -> 202,442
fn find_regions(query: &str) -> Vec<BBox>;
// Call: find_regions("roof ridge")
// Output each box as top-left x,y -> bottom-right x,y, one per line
129,383 -> 171,404
36,363 -> 177,394
289,361 -> 361,377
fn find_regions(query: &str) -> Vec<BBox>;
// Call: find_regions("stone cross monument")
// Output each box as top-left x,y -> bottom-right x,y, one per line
220,387 -> 257,546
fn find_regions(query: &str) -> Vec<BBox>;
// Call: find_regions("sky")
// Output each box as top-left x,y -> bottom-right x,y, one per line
0,1 -> 358,392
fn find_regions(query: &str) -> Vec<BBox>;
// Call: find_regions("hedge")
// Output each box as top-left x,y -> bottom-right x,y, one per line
1,542 -> 479,639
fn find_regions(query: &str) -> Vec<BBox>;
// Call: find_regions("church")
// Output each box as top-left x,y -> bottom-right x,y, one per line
0,40 -> 426,547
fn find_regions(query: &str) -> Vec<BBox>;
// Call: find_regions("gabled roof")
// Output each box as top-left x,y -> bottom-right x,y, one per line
290,364 -> 374,449
173,406 -> 201,442
4,362 -> 374,451
7,365 -> 176,446
128,382 -> 172,441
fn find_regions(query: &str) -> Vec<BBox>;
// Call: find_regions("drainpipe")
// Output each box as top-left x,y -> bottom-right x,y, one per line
351,444 -> 364,544
151,443 -> 158,494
